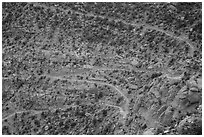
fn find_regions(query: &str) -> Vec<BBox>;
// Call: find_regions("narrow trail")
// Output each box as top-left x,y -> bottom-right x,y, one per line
32,3 -> 195,57
7,2 -> 195,124
165,74 -> 183,80
3,68 -> 181,121
145,25 -> 195,55
2,105 -> 79,121
46,75 -> 129,103
103,103 -> 128,119
45,75 -> 130,118
2,110 -> 42,121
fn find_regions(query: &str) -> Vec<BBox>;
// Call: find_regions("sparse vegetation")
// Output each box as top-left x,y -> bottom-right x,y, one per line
2,2 -> 202,135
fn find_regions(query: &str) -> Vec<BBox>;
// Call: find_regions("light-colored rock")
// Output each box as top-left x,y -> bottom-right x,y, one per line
131,58 -> 139,65
143,128 -> 155,135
